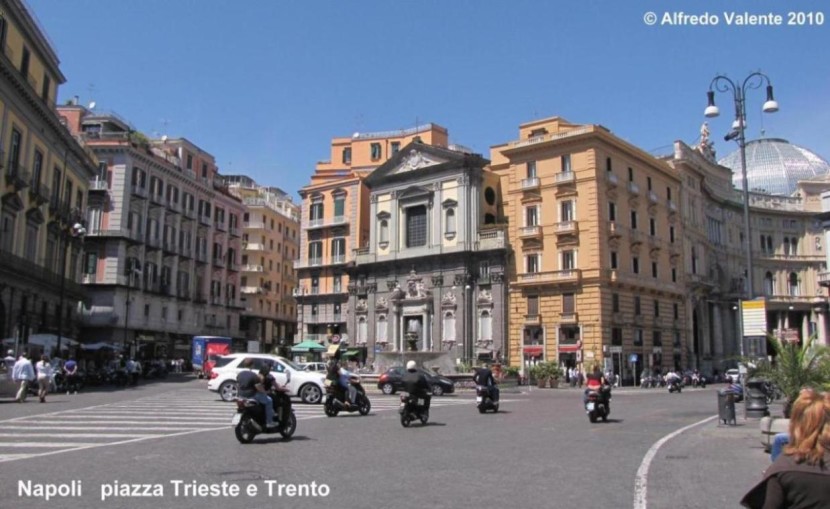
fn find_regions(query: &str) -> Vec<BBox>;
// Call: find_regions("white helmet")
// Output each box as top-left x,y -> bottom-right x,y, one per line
406,360 -> 417,371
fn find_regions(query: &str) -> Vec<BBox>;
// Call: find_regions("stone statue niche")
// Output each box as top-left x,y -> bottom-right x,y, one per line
405,316 -> 422,351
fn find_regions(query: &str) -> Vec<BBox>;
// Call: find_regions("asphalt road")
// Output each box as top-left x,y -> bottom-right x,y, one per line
0,378 -> 764,509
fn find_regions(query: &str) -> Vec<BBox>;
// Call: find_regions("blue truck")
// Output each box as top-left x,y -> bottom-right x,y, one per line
192,336 -> 232,379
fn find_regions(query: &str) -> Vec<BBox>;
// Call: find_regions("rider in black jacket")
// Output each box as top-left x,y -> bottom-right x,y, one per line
402,361 -> 431,412
473,365 -> 499,402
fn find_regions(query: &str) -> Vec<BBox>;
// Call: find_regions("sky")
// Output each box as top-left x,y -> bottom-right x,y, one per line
26,0 -> 830,200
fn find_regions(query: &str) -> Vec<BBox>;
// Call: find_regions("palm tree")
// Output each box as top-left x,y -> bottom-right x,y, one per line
749,334 -> 830,416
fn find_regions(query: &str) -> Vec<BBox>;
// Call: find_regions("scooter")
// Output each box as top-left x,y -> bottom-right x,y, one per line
232,389 -> 297,444
585,389 -> 609,423
323,377 -> 371,417
668,380 -> 683,393
399,393 -> 429,427
692,374 -> 706,388
476,385 -> 499,413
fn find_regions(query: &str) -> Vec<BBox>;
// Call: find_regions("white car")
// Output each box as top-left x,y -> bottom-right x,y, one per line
298,362 -> 327,373
207,353 -> 326,404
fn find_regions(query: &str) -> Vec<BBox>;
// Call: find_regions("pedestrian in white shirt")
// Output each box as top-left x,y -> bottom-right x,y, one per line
35,355 -> 53,403
12,353 -> 35,402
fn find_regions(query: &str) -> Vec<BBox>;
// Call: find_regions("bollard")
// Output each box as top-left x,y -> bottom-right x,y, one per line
718,389 -> 737,426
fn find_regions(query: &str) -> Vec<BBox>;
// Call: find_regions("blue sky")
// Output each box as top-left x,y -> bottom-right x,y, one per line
28,0 -> 830,199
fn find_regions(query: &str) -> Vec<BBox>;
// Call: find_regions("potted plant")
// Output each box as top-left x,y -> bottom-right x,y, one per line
529,364 -> 547,388
749,334 -> 830,417
547,364 -> 561,388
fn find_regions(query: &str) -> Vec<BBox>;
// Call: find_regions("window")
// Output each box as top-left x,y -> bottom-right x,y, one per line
670,226 -> 675,243
652,262 -> 658,278
612,293 -> 620,312
357,317 -> 368,344
342,147 -> 352,164
561,155 -> 572,173
479,261 -> 490,279
333,274 -> 342,293
309,201 -> 323,222
634,329 -> 643,346
526,254 -> 539,273
525,206 -> 538,227
377,315 -> 388,343
647,176 -> 652,191
370,143 -> 381,160
628,167 -> 633,182
606,157 -> 612,172
201,163 -> 207,178
527,295 -> 539,316
671,268 -> 677,283
331,238 -> 345,262
311,304 -> 318,317
560,201 -> 574,222
653,331 -> 662,347
391,142 -> 400,155
8,128 -> 21,171
654,300 -> 660,317
484,188 -> 496,205
442,312 -> 456,343
379,219 -> 389,245
405,205 -> 427,247
562,293 -> 575,314
308,241 -> 322,264
185,154 -> 193,170
526,161 -> 537,178
20,47 -> 30,78
0,17 -> 6,50
691,247 -> 698,274
25,223 -> 38,261
817,236 -> 822,251
610,251 -> 618,269
445,208 -> 456,235
764,272 -> 774,295
788,272 -> 799,296
673,303 -> 679,319
633,257 -> 640,274
41,73 -> 50,102
791,238 -> 798,255
612,328 -> 622,346
630,211 -> 638,230
334,195 -> 345,218
479,311 -> 492,340
609,202 -> 616,222
32,150 -> 43,190
667,187 -> 672,201
561,250 -> 575,270
650,218 -> 656,236
634,296 -> 641,315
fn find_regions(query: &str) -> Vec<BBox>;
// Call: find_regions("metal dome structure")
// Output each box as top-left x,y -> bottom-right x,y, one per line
719,138 -> 830,196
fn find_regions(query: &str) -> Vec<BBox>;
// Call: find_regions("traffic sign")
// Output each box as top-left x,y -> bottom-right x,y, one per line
629,354 -> 638,363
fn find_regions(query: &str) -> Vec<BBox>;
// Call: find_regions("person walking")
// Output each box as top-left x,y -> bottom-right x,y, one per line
63,357 -> 79,394
35,355 -> 53,403
740,388 -> 830,508
12,353 -> 35,403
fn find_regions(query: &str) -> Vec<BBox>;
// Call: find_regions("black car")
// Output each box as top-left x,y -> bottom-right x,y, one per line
377,367 -> 455,396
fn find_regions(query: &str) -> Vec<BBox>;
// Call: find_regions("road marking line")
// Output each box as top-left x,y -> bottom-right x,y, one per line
0,433 -> 164,438
0,442 -> 105,448
0,426 -> 201,431
633,414 -> 717,509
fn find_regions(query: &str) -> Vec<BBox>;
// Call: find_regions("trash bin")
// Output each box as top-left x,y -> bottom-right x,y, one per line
745,379 -> 770,419
718,389 -> 737,425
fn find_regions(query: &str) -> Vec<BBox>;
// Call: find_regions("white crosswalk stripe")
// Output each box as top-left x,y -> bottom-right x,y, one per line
0,388 -> 478,463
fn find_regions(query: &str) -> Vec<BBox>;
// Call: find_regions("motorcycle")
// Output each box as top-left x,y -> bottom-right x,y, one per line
585,389 -> 609,423
668,380 -> 683,393
476,385 -> 499,413
323,377 -> 371,417
399,393 -> 429,427
692,374 -> 706,388
232,389 -> 297,444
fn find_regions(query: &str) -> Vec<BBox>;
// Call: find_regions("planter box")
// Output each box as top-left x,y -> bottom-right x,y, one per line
760,416 -> 790,452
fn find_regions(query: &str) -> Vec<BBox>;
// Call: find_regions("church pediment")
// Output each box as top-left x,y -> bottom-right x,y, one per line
398,185 -> 433,200
389,150 -> 447,175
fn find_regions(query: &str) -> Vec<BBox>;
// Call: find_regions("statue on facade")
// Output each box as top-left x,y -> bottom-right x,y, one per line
355,298 -> 368,312
479,289 -> 492,302
376,296 -> 388,309
442,291 -> 457,305
697,121 -> 717,161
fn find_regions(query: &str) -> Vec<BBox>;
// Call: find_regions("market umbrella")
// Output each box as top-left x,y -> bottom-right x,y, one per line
291,340 -> 327,353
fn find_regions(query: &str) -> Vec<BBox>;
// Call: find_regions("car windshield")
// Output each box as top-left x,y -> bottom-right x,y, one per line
422,368 -> 439,377
279,358 -> 303,371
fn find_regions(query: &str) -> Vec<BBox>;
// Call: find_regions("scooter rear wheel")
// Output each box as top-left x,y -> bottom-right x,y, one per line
401,414 -> 411,428
358,398 -> 371,416
419,411 -> 429,425
279,413 -> 296,439
324,400 -> 339,417
588,411 -> 598,423
234,417 -> 256,444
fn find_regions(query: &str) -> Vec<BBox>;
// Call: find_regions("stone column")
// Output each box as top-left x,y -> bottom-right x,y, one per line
712,304 -> 724,362
817,309 -> 829,347
802,313 -> 810,343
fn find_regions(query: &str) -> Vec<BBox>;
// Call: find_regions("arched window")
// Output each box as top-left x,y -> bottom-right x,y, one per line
376,315 -> 388,343
691,247 -> 698,274
479,310 -> 492,341
484,213 -> 496,224
789,272 -> 799,296
783,238 -> 790,256
764,272 -> 774,296
357,316 -> 368,343
790,238 -> 798,255
445,208 -> 456,235
442,311 -> 456,343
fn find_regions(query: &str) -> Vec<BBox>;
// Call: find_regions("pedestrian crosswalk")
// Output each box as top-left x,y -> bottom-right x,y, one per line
0,388 -> 478,463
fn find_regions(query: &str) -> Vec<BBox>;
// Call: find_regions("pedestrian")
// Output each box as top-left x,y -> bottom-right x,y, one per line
12,353 -> 35,402
577,369 -> 584,388
64,357 -> 79,394
35,355 -> 53,403
568,367 -> 576,388
3,349 -> 15,371
740,388 -> 830,508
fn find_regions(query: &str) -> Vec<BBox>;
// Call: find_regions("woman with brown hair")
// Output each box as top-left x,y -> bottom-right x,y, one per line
741,388 -> 830,508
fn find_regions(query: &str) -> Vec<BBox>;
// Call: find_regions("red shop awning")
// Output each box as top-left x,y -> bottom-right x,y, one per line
523,346 -> 543,356
558,343 -> 581,353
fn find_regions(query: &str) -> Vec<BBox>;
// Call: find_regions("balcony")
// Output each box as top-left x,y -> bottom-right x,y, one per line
554,171 -> 575,185
330,215 -> 348,226
819,272 -> 830,288
628,182 -> 640,196
149,192 -> 165,207
162,240 -> 177,255
199,215 -> 213,227
524,314 -> 542,325
478,227 -> 507,250
229,226 -> 241,237
630,230 -> 642,246
178,245 -> 192,259
5,163 -> 30,190
648,191 -> 659,204
245,221 -> 267,230
243,264 -> 266,273
131,184 -> 148,199
668,200 -> 677,213
608,221 -> 622,238
241,286 -> 264,295
212,257 -> 226,268
306,218 -> 325,229
167,200 -> 181,214
606,172 -> 618,187
554,221 -> 579,236
89,179 -> 108,193
216,221 -> 227,232
520,177 -> 540,191
29,181 -> 50,205
228,262 -> 240,272
86,228 -> 132,240
331,254 -> 346,265
560,312 -> 578,323
82,273 -> 97,284
183,207 -> 196,220
515,269 -> 581,287
519,225 -> 542,239
145,236 -> 162,249
195,251 -> 208,263
246,242 -> 266,251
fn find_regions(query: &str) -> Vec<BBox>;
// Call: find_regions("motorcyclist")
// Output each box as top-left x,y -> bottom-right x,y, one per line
338,365 -> 358,407
402,360 -> 431,412
666,369 -> 681,388
584,365 -> 610,407
236,359 -> 277,430
260,364 -> 290,424
473,364 -> 499,403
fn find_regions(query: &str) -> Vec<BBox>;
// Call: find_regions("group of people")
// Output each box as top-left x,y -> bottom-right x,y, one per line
4,350 -> 81,403
235,359 -> 291,430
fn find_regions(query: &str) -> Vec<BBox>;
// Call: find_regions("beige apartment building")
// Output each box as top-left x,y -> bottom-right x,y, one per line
58,105 -> 246,357
0,0 -> 98,352
295,124 -> 449,359
491,118 -> 687,383
225,175 -> 300,352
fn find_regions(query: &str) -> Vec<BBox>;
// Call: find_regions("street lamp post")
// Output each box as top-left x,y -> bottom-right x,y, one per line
705,71 -> 779,357
55,221 -> 86,355
123,259 -> 141,356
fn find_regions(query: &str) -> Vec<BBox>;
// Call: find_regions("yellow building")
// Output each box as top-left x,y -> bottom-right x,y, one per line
0,0 -> 97,350
295,124 -> 449,356
225,176 -> 300,350
491,118 -> 686,382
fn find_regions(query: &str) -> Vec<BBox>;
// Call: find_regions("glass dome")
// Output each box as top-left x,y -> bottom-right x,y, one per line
719,138 -> 830,196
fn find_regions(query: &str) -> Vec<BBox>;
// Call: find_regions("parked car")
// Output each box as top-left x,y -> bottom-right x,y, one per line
298,362 -> 327,373
725,369 -> 741,383
207,353 -> 326,404
377,366 -> 455,396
